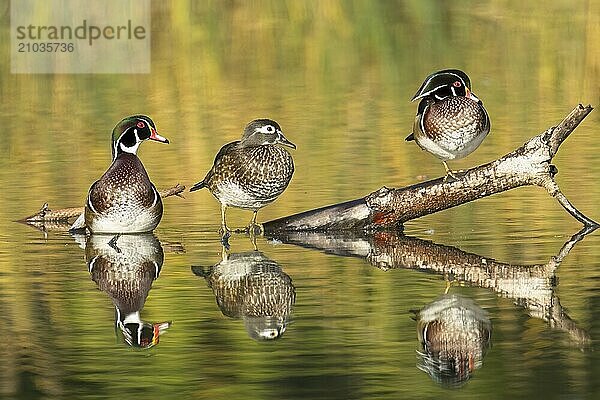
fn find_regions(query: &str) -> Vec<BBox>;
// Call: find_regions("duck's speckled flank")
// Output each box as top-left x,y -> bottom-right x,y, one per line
85,153 -> 163,233
207,145 -> 294,210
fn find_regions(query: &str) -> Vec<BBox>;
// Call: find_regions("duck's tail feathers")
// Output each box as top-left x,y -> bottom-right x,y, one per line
69,212 -> 86,231
405,132 -> 415,141
189,180 -> 206,192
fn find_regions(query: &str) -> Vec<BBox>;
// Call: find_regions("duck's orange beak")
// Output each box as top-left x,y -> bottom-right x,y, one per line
465,87 -> 481,103
150,127 -> 169,144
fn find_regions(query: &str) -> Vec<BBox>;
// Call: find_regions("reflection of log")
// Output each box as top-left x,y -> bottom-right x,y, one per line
268,227 -> 593,347
264,105 -> 596,232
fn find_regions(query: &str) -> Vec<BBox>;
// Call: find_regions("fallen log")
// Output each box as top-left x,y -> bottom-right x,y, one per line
18,183 -> 186,230
263,104 -> 596,233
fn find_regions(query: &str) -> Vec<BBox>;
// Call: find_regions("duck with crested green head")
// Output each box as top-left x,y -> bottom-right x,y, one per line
71,115 -> 169,233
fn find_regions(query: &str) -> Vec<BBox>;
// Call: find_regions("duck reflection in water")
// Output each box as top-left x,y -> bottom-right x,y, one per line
85,233 -> 171,348
267,228 -> 592,385
413,293 -> 491,388
192,247 -> 295,341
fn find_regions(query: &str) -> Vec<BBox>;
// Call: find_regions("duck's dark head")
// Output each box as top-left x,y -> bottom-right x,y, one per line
412,69 -> 480,103
111,115 -> 169,160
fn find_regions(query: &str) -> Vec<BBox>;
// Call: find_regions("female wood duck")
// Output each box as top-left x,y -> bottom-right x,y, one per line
190,119 -> 295,235
192,249 -> 295,341
406,69 -> 490,179
71,115 -> 169,233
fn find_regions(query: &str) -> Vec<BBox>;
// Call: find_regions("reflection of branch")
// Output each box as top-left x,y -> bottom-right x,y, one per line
268,228 -> 593,346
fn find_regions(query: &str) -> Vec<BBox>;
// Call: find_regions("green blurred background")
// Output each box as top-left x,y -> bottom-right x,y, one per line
1,1 -> 600,399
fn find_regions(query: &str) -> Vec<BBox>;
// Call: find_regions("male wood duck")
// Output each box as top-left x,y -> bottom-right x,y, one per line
87,233 -> 171,348
71,115 -> 169,233
190,119 -> 295,235
415,294 -> 491,387
406,69 -> 490,179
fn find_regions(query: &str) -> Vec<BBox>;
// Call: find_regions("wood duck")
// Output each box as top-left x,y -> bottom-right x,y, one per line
192,249 -> 295,341
87,233 -> 171,348
190,119 -> 295,235
71,115 -> 169,233
406,69 -> 490,179
414,294 -> 491,387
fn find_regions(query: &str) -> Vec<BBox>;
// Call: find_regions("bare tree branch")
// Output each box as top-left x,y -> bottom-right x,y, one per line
19,184 -> 186,228
264,104 -> 596,233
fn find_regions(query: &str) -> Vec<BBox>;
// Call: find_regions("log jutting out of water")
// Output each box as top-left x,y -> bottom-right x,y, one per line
20,184 -> 186,225
263,105 -> 596,233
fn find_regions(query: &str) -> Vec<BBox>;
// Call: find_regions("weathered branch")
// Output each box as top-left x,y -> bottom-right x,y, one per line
19,184 -> 186,229
264,104 -> 595,233
157,183 -> 186,199
267,227 -> 593,347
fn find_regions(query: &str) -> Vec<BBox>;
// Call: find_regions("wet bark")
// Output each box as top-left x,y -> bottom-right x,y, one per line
264,104 -> 596,233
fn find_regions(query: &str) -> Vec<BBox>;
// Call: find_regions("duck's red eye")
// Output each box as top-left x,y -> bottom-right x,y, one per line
137,121 -> 145,129
453,81 -> 462,87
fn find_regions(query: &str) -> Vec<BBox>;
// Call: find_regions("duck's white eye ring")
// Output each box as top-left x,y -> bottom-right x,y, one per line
256,124 -> 277,134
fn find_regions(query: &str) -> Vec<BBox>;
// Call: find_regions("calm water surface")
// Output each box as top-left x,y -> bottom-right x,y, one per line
2,1 -> 600,399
